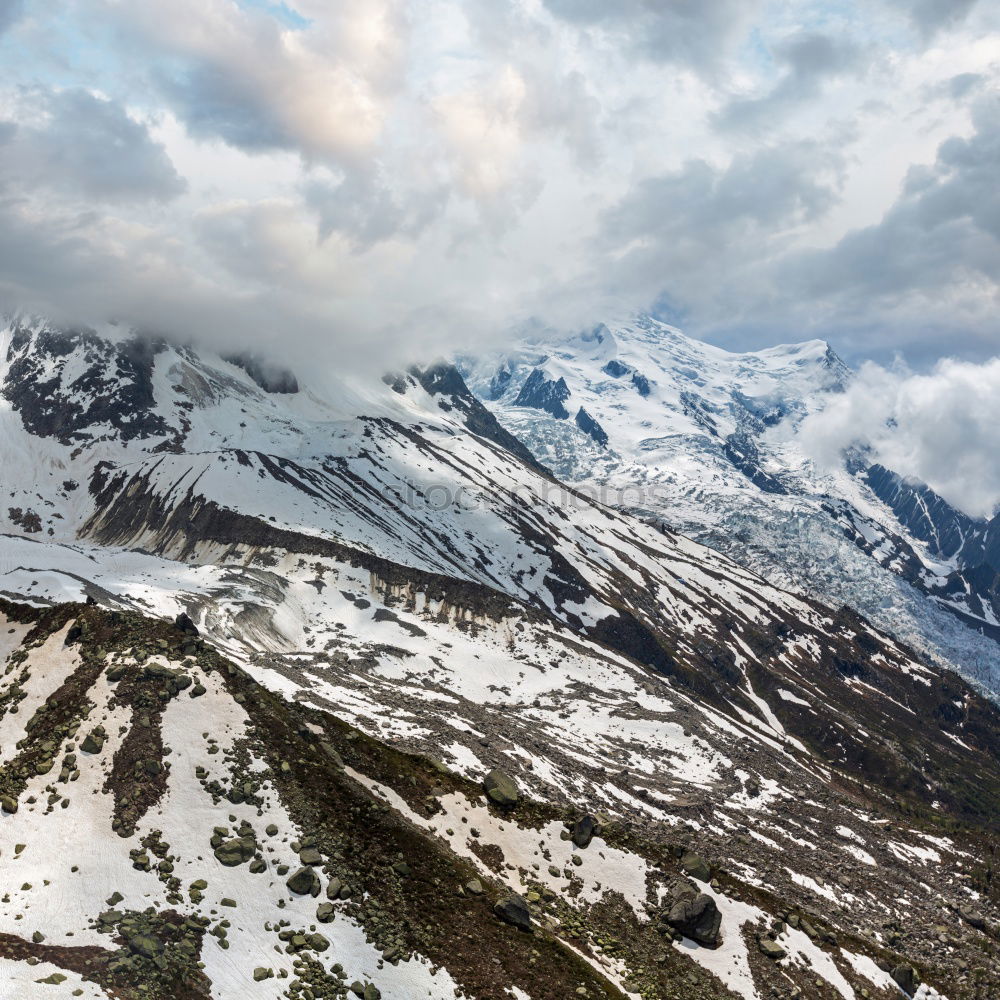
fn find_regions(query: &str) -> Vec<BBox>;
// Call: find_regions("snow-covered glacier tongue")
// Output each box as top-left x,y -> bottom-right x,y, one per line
459,314 -> 1000,695
0,314 -> 998,1000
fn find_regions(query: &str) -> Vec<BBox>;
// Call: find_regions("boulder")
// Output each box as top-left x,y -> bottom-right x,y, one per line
494,893 -> 533,932
758,936 -> 786,960
571,815 -> 600,849
214,836 -> 256,867
174,612 -> 199,636
286,867 -> 322,897
680,850 -> 711,883
959,905 -> 986,930
483,768 -> 520,807
666,893 -> 721,946
124,931 -> 164,959
0,795 -> 18,815
80,731 -> 105,754
890,964 -> 920,996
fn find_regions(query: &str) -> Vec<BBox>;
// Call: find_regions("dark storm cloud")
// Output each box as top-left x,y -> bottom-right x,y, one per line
781,93 -> 1000,360
714,33 -> 865,133
0,89 -> 186,202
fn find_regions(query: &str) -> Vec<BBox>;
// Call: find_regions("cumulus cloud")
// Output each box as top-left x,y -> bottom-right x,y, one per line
799,356 -> 1000,519
0,0 -> 997,371
100,0 -> 405,166
0,88 -> 185,202
595,139 -> 846,320
780,93 -> 1000,362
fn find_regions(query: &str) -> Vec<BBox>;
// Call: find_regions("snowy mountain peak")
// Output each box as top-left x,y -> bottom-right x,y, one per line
458,314 -> 1000,690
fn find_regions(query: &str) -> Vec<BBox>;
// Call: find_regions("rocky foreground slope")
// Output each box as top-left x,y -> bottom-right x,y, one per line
0,599 -> 998,1000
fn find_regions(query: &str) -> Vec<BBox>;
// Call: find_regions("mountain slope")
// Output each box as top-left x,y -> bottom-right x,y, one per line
0,317 -> 999,999
2,600 -> 998,1000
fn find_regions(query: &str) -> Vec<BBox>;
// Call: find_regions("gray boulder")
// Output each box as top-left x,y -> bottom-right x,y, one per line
890,964 -> 920,996
959,905 -> 986,930
286,867 -> 322,897
214,836 -> 256,867
680,850 -> 711,883
571,815 -> 600,849
494,893 -> 533,932
667,893 -> 721,946
758,936 -> 786,960
483,768 -> 520,807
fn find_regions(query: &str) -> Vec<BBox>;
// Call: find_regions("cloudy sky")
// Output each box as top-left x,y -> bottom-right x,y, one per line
0,0 -> 998,370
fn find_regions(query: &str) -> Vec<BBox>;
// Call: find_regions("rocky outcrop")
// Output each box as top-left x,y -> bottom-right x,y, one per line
221,352 -> 299,394
513,369 -> 571,420
575,407 -> 608,447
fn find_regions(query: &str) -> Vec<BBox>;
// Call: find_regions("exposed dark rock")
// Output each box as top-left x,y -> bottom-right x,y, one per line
631,372 -> 651,396
222,352 -> 299,394
602,359 -> 633,378
286,867 -> 322,897
414,363 -> 545,472
575,407 -> 608,447
571,815 -> 600,849
666,893 -> 721,946
680,850 -> 711,883
173,612 -> 199,636
214,837 -> 256,867
890,963 -> 920,996
494,894 -> 533,932
758,936 -> 786,960
513,368 -> 570,420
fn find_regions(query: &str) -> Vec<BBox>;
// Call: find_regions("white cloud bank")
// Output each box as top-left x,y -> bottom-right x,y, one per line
0,0 -> 998,368
799,356 -> 1000,519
